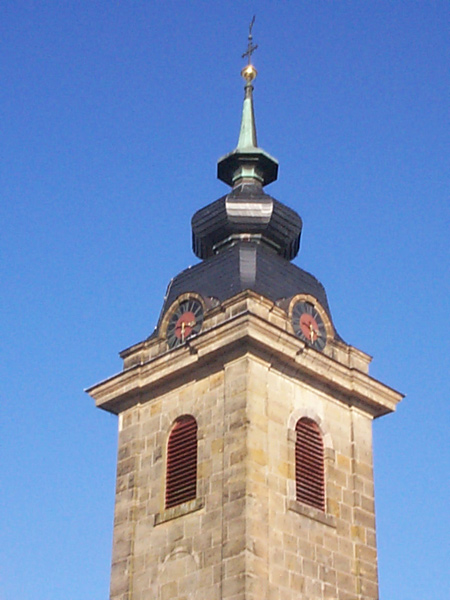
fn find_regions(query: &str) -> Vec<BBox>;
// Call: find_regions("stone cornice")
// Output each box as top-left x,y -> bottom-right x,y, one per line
86,292 -> 403,418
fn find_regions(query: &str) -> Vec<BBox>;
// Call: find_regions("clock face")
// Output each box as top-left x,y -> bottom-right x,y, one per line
166,298 -> 204,349
292,301 -> 327,351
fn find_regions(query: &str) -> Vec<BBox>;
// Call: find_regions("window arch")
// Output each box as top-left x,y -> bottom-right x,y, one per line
295,417 -> 325,511
165,415 -> 198,509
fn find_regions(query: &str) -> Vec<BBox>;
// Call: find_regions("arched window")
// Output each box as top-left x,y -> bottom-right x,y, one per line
165,415 -> 198,509
295,417 -> 325,511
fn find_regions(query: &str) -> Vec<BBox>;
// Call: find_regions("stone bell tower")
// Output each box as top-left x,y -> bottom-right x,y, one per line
87,29 -> 402,600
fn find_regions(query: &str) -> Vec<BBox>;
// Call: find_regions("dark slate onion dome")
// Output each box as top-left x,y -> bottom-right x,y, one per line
152,59 -> 340,340
191,186 -> 302,261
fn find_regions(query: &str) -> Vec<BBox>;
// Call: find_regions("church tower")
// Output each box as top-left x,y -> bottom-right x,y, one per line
87,30 -> 402,600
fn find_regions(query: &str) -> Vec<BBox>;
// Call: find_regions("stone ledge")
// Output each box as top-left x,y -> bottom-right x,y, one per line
154,497 -> 204,526
87,292 -> 403,417
287,498 -> 336,528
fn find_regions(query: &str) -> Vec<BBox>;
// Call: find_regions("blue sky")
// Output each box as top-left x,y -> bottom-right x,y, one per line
1,2 -> 449,599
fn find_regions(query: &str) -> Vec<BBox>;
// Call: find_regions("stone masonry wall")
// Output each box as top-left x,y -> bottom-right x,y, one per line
246,355 -> 378,600
109,356 -> 252,600
109,352 -> 378,600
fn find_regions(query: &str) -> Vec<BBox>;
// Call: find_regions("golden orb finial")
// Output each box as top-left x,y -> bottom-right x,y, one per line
241,63 -> 257,83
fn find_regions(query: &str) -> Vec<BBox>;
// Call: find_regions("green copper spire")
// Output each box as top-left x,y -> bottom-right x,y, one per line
217,19 -> 278,188
237,73 -> 258,149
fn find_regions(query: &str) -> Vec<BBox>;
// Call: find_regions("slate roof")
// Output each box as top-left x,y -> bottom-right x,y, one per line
152,240 -> 342,341
191,183 -> 302,261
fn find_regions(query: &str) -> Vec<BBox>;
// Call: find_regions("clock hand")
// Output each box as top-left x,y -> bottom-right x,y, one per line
308,322 -> 320,342
181,320 -> 196,342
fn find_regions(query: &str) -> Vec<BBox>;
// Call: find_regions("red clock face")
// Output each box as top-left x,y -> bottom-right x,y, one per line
167,299 -> 204,348
292,301 -> 327,351
174,311 -> 196,341
299,313 -> 320,343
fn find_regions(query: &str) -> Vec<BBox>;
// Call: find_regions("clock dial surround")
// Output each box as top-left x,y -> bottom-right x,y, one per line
166,298 -> 204,349
291,300 -> 327,351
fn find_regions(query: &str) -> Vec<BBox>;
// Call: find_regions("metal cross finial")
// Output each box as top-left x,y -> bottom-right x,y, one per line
242,15 -> 258,64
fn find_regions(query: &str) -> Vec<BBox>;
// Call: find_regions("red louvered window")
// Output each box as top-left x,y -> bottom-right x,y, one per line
295,417 -> 325,511
165,415 -> 198,509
